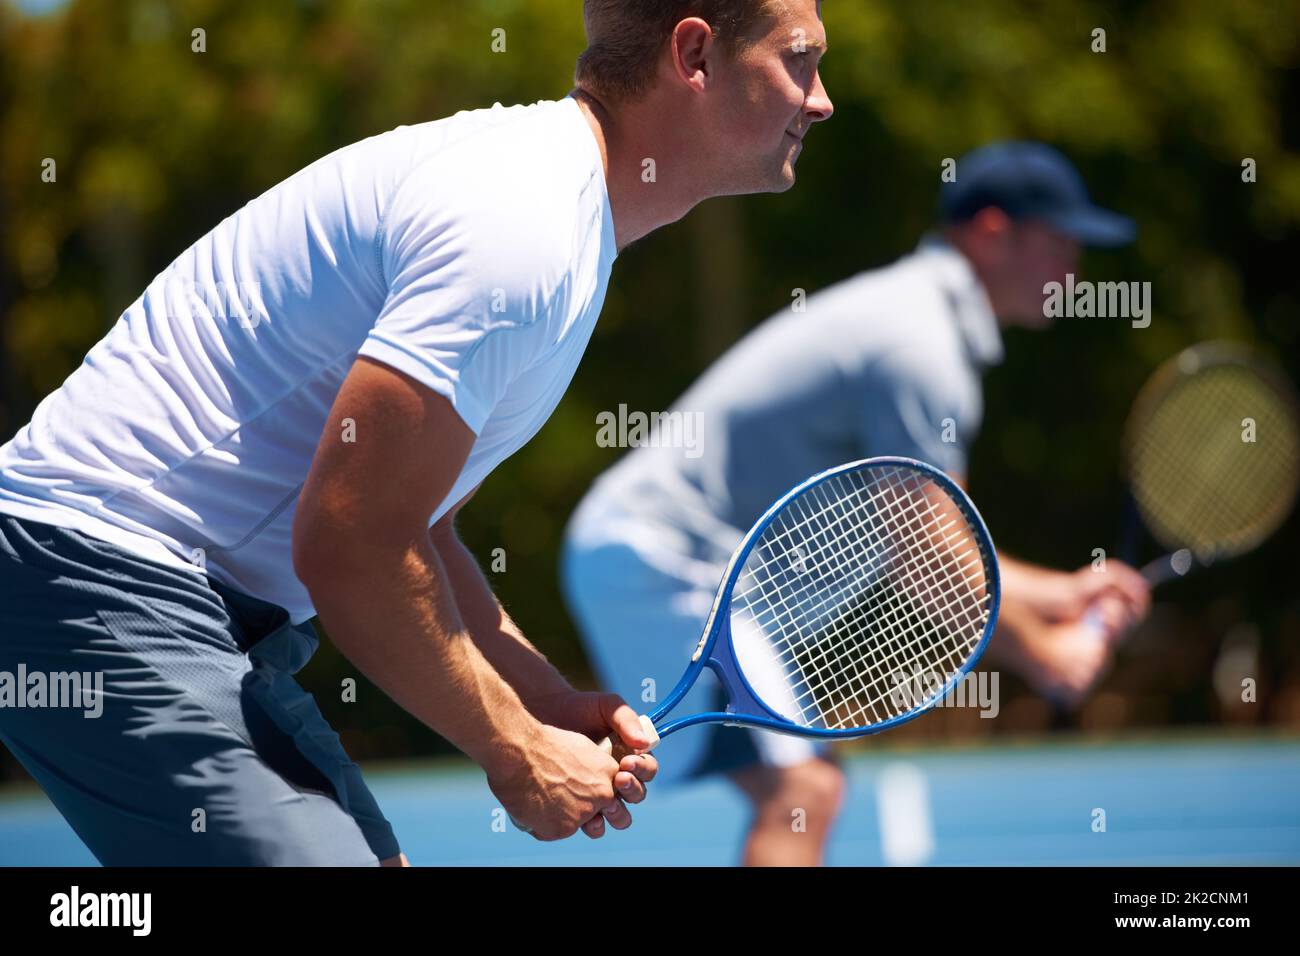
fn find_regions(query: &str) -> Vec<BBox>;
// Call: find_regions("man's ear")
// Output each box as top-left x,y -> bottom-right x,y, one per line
970,206 -> 1013,241
669,17 -> 717,91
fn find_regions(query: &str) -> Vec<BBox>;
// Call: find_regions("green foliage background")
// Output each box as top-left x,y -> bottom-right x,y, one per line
1,0 -> 1298,772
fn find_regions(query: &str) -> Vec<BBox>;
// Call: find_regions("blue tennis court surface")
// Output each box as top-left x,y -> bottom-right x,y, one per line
2,734 -> 1296,865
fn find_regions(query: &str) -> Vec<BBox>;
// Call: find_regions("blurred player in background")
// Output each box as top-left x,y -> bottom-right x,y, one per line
562,141 -> 1153,866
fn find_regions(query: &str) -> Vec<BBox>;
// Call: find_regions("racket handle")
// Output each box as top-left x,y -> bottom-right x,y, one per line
1083,592 -> 1144,643
1140,548 -> 1195,587
596,714 -> 660,761
1082,605 -> 1108,641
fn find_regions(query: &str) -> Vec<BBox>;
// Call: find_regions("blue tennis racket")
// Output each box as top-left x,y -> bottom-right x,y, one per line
598,457 -> 1000,758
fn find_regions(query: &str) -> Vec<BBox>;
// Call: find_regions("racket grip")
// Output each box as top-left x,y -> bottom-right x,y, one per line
1082,604 -> 1108,641
1140,548 -> 1195,587
1085,548 -> 1192,641
596,714 -> 660,761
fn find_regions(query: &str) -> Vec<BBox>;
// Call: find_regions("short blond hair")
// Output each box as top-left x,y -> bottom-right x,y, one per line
575,0 -> 778,103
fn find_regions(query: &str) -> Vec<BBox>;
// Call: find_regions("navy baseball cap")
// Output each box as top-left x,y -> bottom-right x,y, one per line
939,141 -> 1136,247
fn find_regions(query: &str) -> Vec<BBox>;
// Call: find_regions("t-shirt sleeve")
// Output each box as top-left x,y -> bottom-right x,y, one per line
858,343 -> 982,476
358,156 -> 553,435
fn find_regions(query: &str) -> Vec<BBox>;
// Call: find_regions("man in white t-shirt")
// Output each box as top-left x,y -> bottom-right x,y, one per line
0,0 -> 833,865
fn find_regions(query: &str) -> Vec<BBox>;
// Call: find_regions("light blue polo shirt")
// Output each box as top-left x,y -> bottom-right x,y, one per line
575,237 -> 1004,559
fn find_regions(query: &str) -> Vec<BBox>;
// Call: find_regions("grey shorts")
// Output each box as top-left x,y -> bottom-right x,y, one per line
0,514 -> 399,865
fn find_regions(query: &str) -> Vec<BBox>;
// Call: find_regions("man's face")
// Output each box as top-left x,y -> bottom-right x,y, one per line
708,0 -> 833,195
1003,221 -> 1082,327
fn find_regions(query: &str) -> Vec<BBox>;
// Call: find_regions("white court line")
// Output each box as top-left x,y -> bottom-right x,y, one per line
876,762 -> 936,866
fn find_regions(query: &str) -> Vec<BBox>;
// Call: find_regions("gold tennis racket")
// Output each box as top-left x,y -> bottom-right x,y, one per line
1124,341 -> 1299,580
1088,341 -> 1299,639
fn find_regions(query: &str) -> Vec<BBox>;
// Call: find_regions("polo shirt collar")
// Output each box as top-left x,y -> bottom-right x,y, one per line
915,234 -> 1005,369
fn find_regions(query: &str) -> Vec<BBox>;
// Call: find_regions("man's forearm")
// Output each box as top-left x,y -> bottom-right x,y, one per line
982,552 -> 1060,668
301,534 -> 541,775
998,553 -> 1063,593
429,521 -> 574,710
981,587 -> 1038,670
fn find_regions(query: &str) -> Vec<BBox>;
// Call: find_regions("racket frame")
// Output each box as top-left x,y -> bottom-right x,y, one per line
646,456 -> 1001,741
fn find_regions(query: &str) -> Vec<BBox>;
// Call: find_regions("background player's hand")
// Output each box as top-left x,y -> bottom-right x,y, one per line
1017,563 -> 1151,625
1072,561 -> 1151,631
486,722 -> 630,841
1013,616 -> 1117,709
528,689 -> 659,806
1085,588 -> 1147,647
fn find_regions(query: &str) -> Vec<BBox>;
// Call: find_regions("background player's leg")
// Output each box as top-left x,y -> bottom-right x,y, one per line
728,754 -> 845,867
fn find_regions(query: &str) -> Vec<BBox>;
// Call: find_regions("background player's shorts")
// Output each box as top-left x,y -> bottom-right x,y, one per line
0,514 -> 399,865
561,498 -> 830,787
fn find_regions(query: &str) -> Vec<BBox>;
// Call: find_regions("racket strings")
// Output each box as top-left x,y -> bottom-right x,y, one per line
809,475 -> 986,726
766,478 -> 981,725
730,464 -> 993,730
750,474 -> 984,728
1138,376 -> 1271,534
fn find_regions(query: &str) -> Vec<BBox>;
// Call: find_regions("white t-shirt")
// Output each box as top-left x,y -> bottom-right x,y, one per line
0,96 -> 617,623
